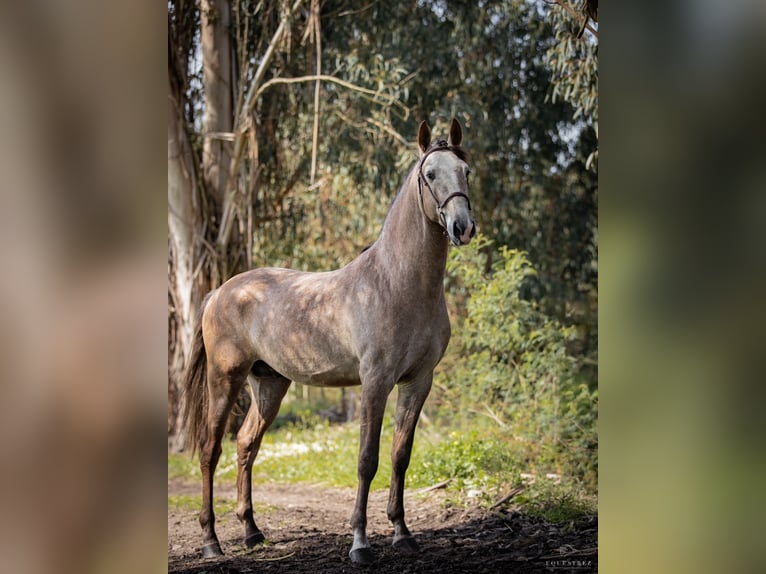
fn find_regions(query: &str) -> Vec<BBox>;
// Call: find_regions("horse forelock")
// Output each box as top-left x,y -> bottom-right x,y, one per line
426,140 -> 470,163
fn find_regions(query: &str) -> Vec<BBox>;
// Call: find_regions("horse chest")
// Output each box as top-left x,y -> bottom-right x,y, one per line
358,302 -> 450,380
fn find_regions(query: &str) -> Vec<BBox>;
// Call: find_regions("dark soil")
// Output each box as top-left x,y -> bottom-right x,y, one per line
168,479 -> 597,573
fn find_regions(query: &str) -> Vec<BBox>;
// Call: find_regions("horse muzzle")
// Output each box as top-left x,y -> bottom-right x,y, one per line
447,216 -> 476,246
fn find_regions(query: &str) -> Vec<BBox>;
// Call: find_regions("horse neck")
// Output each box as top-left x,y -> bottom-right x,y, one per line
373,170 -> 449,295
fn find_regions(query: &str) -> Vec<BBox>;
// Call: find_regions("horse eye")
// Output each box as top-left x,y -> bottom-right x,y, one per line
426,170 -> 435,181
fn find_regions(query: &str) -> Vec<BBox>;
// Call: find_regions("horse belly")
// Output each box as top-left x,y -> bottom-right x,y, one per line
273,357 -> 360,388
255,341 -> 360,388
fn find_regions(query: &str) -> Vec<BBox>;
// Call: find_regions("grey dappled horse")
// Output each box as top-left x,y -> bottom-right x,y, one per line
181,118 -> 476,564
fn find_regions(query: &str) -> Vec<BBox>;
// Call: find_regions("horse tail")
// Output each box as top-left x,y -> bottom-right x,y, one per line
180,291 -> 213,455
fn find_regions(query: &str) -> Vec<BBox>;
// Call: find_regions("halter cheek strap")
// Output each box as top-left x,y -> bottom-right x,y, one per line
417,143 -> 472,230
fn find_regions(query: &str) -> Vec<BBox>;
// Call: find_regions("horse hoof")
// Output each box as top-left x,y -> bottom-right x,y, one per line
393,535 -> 419,553
349,547 -> 375,565
245,530 -> 265,547
201,541 -> 223,558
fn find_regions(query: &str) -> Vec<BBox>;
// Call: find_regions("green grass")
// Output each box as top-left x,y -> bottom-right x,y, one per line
169,417 -> 595,522
520,481 -> 597,523
168,449 -> 201,481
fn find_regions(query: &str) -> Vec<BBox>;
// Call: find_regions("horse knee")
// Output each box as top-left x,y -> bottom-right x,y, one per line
357,450 -> 379,481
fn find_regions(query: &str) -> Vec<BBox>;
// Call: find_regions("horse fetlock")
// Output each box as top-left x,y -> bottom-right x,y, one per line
235,504 -> 251,523
244,529 -> 265,548
351,526 -> 369,548
386,509 -> 400,524
198,508 -> 214,530
392,520 -> 411,539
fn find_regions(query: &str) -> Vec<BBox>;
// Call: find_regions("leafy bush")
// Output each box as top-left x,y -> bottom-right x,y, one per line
409,430 -> 517,488
440,235 -> 597,490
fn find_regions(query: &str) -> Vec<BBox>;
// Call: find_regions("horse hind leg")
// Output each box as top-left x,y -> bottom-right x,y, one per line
236,374 -> 291,547
198,356 -> 251,558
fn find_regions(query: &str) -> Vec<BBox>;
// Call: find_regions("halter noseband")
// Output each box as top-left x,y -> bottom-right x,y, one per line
417,141 -> 472,230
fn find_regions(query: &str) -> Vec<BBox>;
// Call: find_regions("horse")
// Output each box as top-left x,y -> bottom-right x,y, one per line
181,118 -> 476,564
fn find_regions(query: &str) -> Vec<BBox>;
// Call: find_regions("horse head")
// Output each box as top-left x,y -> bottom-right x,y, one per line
417,118 -> 476,246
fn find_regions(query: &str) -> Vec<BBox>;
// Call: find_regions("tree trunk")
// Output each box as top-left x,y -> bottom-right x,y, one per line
167,53 -> 201,449
200,0 -> 233,209
168,0 -> 240,448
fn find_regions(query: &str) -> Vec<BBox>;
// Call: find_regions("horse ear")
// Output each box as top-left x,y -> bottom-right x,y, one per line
448,118 -> 462,147
418,121 -> 431,155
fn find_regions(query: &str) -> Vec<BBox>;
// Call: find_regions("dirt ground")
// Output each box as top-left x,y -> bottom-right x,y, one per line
168,478 -> 597,573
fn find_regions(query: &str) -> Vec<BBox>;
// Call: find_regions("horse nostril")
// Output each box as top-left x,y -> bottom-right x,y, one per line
452,221 -> 462,239
470,222 -> 476,238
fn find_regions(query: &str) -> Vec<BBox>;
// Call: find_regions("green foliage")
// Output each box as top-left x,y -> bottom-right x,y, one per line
408,429 -> 521,506
543,0 -> 598,168
441,236 -> 597,489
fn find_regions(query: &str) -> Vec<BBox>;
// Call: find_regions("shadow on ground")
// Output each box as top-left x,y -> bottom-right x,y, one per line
169,509 -> 597,574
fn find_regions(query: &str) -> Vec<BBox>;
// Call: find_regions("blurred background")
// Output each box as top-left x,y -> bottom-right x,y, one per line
0,1 -> 166,573
0,0 -> 762,572
601,1 -> 766,572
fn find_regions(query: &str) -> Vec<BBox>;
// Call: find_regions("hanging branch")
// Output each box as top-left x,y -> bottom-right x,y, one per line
218,0 -> 303,249
309,0 -> 321,186
254,75 -> 406,110
217,0 -> 409,250
219,79 -> 405,247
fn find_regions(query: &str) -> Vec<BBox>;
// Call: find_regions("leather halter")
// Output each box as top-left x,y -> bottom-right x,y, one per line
417,141 -> 472,230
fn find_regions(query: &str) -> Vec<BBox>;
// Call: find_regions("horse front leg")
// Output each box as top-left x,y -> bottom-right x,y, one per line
235,376 -> 291,547
349,378 -> 392,565
387,373 -> 432,553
